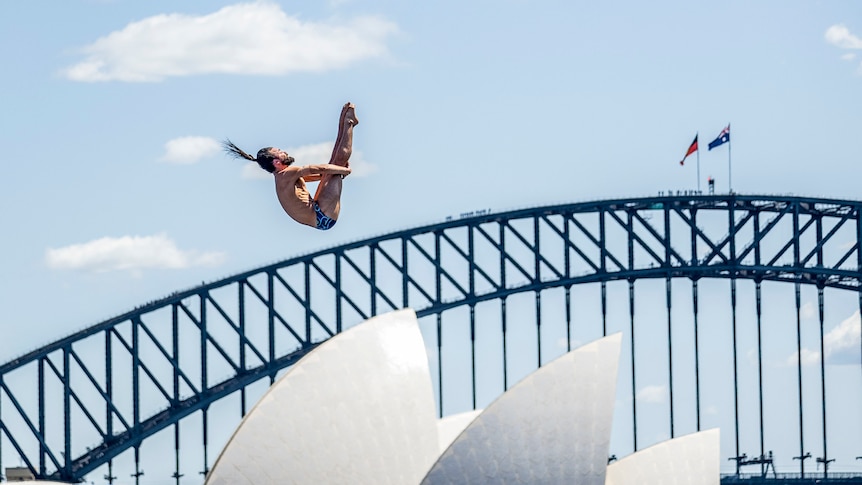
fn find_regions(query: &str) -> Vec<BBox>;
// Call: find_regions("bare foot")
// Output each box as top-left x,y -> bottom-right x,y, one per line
341,102 -> 359,126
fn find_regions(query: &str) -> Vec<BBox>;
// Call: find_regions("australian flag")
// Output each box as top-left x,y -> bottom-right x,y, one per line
708,125 -> 730,150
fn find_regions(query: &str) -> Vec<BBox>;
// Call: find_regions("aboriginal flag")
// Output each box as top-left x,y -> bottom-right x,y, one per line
679,135 -> 698,166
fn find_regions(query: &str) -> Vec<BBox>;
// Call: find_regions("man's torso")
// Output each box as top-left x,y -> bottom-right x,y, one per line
274,170 -> 317,227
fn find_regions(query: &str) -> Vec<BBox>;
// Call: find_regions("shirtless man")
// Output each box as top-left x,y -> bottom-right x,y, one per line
224,103 -> 358,230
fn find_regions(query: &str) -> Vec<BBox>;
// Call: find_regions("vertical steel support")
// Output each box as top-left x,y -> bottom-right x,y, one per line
402,237 -> 409,309
818,286 -> 828,478
38,357 -> 45,475
627,209 -> 637,449
690,207 -> 702,432
501,297 -> 508,392
756,281 -> 765,473
468,225 -> 477,408
435,231 -> 443,417
693,279 -> 701,431
201,407 -> 209,477
172,302 -> 181,484
534,217 -> 542,366
817,215 -> 829,477
239,282 -> 247,416
564,212 -> 573,353
858,206 -> 862,453
63,347 -> 71,478
629,280 -> 637,452
731,278 -> 740,473
535,292 -> 542,368
600,209 -> 608,336
335,253 -> 343,333
201,294 -> 211,477
305,261 -> 312,342
132,318 -> 140,437
729,198 -> 740,469
500,221 -> 509,391
105,329 -> 115,484
200,294 -> 208,394
470,304 -> 477,410
173,423 -> 182,485
132,446 -> 142,485
268,272 -> 276,385
754,210 -> 765,470
794,202 -> 805,478
664,204 -> 675,438
601,282 -> 608,338
666,277 -> 675,439
370,245 -> 378,317
131,318 -> 142,484
795,281 -> 805,478
172,305 -> 180,406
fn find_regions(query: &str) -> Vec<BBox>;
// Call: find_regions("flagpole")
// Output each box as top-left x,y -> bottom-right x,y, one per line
696,133 -> 701,193
727,122 -> 732,194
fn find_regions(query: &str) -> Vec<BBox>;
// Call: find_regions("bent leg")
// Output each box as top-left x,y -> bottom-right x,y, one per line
313,175 -> 343,222
312,103 -> 358,221
328,102 -> 358,167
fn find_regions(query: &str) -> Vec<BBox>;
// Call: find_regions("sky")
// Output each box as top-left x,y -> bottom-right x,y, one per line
1,0 -> 862,478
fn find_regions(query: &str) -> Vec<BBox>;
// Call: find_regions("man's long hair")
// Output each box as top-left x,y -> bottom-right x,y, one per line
222,139 -> 277,173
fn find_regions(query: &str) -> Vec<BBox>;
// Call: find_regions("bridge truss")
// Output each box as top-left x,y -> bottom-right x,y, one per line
1,194 -> 862,483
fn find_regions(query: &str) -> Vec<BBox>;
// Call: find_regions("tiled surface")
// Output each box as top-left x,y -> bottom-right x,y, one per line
605,429 -> 720,485
205,309 -> 439,485
436,410 -> 482,454
421,334 -> 623,485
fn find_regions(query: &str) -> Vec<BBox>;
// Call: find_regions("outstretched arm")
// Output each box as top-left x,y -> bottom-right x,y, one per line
298,164 -> 351,181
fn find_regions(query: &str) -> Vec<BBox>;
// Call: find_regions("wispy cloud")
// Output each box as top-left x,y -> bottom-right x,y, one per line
787,310 -> 861,366
825,24 -> 862,74
240,141 -> 377,180
800,301 -> 816,319
636,385 -> 666,404
46,234 -> 225,273
825,24 -> 862,49
161,136 -> 221,164
62,1 -> 399,82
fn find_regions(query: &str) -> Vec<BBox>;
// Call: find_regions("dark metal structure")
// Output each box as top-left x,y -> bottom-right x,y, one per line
1,194 -> 862,483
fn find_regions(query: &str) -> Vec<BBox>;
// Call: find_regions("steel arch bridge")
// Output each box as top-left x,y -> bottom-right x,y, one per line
2,194 -> 862,484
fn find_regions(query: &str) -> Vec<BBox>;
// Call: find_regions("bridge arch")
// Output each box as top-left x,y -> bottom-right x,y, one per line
1,194 -> 861,482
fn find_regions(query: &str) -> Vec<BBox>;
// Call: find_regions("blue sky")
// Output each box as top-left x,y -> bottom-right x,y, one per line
1,0 -> 861,476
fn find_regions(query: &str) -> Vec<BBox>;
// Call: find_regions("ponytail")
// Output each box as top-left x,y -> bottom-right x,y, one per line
222,139 -> 257,162
222,139 -> 276,173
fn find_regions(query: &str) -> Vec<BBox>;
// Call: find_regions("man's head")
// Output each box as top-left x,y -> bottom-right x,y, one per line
256,147 -> 295,173
223,140 -> 294,173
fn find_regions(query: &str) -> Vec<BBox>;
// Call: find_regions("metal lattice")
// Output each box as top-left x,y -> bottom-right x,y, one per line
1,194 -> 862,483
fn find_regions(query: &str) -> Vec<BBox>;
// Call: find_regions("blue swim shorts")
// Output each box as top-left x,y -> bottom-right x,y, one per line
313,202 -> 336,230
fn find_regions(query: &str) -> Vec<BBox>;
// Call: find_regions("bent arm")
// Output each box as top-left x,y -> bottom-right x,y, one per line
298,164 -> 351,181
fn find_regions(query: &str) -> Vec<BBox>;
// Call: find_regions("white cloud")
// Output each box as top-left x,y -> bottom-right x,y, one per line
62,2 -> 399,82
841,53 -> 857,61
161,136 -> 221,164
823,310 -> 861,364
800,301 -> 816,319
787,310 -> 861,366
636,385 -> 666,404
240,141 -> 377,180
787,347 -> 821,367
45,234 -> 226,273
825,24 -> 862,50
